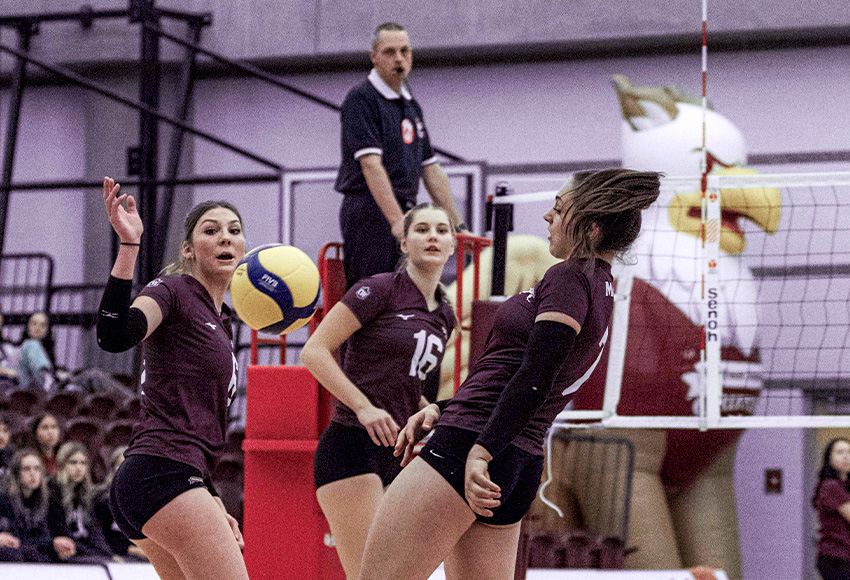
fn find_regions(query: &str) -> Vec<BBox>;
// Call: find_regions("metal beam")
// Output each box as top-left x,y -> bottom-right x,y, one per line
6,173 -> 281,191
0,42 -> 283,172
0,24 -> 36,259
144,23 -> 467,162
151,19 -> 205,274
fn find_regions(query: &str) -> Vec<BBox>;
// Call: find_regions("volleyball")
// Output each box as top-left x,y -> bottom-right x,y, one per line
230,244 -> 321,335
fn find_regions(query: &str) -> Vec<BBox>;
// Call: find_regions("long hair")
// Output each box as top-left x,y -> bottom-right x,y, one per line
30,412 -> 61,456
8,449 -> 50,528
812,438 -> 850,508
558,168 -> 661,267
56,441 -> 93,520
160,200 -> 244,276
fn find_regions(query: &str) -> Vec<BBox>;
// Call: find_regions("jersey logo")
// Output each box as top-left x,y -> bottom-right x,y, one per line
146,278 -> 162,288
401,119 -> 415,144
396,314 -> 415,320
605,281 -> 615,297
205,322 -> 217,330
100,310 -> 118,319
188,476 -> 205,486
356,286 -> 371,300
521,287 -> 535,302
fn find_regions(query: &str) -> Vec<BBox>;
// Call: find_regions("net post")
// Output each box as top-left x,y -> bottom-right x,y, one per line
490,183 -> 511,297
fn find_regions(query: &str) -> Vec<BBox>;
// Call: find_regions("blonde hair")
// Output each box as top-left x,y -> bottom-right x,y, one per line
56,441 -> 94,519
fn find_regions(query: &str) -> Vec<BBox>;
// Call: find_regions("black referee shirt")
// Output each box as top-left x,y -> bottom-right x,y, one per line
334,69 -> 437,204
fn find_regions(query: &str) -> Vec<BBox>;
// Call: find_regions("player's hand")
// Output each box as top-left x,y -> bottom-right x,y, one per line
214,496 -> 244,550
53,536 -> 77,559
464,444 -> 501,517
0,532 -> 20,549
103,176 -> 143,243
356,404 -> 399,447
225,512 -> 244,550
394,403 -> 440,467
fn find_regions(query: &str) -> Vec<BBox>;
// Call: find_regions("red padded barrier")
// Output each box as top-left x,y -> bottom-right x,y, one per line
243,365 -> 344,580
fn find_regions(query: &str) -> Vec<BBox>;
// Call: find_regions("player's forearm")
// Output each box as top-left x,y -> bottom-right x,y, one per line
110,244 -> 140,280
360,156 -> 405,227
422,164 -> 464,227
300,343 -> 372,413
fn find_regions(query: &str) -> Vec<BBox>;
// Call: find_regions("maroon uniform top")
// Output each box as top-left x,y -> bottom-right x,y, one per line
440,259 -> 614,456
333,270 -> 455,429
126,275 -> 237,477
816,479 -> 850,560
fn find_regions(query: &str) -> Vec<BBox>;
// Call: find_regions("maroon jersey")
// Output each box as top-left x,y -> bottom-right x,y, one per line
440,259 -> 614,456
333,270 -> 455,429
126,275 -> 237,477
817,479 -> 850,560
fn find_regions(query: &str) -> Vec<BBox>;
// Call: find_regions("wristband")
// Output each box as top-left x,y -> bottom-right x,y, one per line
120,242 -> 140,246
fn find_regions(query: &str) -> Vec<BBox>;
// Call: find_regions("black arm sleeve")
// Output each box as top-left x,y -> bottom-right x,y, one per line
97,275 -> 148,353
474,320 -> 577,458
435,398 -> 453,413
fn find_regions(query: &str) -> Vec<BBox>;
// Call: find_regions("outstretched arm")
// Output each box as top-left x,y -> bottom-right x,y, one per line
422,163 -> 468,233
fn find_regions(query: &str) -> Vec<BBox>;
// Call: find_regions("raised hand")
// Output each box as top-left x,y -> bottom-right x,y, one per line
103,177 -> 143,243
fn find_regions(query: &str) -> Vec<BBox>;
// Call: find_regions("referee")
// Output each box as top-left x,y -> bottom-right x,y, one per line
335,22 -> 467,289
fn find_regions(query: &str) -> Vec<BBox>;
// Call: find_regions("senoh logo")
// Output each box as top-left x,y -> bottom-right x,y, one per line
401,119 -> 415,144
709,193 -> 718,202
706,287 -> 720,343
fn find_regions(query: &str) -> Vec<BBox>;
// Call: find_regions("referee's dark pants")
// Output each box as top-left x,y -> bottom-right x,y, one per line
339,193 -> 415,289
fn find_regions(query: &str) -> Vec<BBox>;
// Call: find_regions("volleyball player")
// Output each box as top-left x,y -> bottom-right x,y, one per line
97,177 -> 248,580
301,204 -> 457,580
358,169 -> 661,580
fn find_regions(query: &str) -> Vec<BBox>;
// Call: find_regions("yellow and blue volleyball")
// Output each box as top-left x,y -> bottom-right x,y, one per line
230,244 -> 320,335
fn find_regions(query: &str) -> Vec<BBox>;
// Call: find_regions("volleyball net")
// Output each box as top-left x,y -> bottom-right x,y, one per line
488,171 -> 850,429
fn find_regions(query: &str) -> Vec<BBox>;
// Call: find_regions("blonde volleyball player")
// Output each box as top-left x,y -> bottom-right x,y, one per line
301,204 -> 457,579
97,178 -> 248,580
358,169 -> 661,580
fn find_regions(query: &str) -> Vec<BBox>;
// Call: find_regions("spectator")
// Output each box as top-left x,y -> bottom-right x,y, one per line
17,313 -> 55,391
31,413 -> 62,477
55,441 -> 114,562
0,415 -> 14,486
0,307 -> 20,388
93,446 -> 146,561
0,449 -> 75,562
813,437 -> 850,579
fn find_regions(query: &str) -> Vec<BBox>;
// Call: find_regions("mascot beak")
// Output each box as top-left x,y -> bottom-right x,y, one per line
668,166 -> 782,255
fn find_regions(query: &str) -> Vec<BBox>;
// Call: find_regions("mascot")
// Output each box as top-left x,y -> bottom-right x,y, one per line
442,76 -> 781,578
